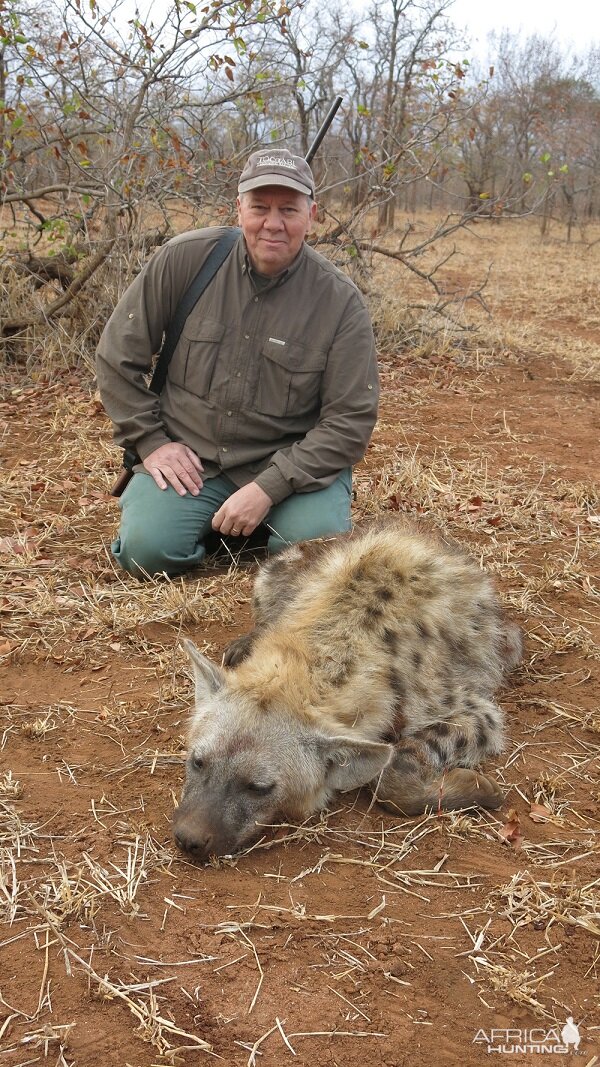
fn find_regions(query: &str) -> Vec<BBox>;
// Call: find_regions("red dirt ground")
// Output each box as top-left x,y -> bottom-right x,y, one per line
1,225 -> 599,1066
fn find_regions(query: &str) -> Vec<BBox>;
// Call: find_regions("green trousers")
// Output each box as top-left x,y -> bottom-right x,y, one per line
112,469 -> 352,578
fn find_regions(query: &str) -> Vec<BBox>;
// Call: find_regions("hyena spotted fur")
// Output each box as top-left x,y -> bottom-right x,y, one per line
174,520 -> 522,860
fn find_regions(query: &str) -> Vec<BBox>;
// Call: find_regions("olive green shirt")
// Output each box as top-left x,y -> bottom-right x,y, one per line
96,227 -> 379,504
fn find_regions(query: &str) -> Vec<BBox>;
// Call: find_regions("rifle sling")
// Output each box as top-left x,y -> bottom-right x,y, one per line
122,227 -> 240,473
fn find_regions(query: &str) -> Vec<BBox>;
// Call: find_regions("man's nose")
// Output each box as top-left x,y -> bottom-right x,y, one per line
263,209 -> 285,229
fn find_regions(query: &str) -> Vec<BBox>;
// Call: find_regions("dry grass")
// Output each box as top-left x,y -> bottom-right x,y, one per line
0,215 -> 599,1064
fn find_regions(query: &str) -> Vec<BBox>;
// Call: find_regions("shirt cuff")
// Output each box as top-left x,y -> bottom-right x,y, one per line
253,465 -> 292,505
136,431 -> 173,461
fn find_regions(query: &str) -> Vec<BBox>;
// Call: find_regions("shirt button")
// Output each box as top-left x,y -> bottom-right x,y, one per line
367,384 -> 373,390
222,447 -> 228,453
236,371 -> 241,377
128,313 -> 134,319
254,296 -> 259,302
227,410 -> 232,416
244,334 -> 250,340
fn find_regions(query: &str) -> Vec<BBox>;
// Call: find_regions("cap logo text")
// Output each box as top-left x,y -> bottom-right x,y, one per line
256,155 -> 298,171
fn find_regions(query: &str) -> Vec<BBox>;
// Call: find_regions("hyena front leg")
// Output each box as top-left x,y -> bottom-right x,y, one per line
373,696 -> 505,815
224,542 -> 324,667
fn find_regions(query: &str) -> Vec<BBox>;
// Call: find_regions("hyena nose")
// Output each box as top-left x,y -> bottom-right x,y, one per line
173,824 -> 213,859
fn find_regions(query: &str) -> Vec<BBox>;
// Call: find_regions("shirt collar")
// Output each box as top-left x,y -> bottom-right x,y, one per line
238,236 -> 307,289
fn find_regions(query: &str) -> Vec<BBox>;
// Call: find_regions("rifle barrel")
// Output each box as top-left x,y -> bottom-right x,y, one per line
305,95 -> 343,165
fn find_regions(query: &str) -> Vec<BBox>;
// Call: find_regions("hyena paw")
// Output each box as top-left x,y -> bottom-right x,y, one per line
223,632 -> 255,668
439,768 -> 504,811
373,764 -> 504,816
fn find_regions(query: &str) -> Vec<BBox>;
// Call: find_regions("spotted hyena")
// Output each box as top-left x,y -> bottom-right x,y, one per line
173,520 -> 522,859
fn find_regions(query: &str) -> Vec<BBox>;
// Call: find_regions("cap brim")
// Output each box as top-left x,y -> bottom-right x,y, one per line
238,174 -> 314,197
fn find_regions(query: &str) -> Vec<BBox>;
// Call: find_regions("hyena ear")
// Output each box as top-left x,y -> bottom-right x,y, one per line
317,735 -> 393,793
182,639 -> 226,701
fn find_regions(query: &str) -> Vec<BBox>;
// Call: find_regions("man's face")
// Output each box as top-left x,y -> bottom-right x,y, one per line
237,186 -> 317,276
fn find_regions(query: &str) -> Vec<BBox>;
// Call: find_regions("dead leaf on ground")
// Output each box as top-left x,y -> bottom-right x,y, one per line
498,808 -> 523,849
529,802 -> 558,824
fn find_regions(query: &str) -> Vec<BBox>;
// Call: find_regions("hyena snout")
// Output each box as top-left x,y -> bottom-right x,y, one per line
172,805 -> 218,861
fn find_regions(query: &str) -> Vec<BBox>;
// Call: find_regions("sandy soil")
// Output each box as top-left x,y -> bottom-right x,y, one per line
1,218 -> 599,1066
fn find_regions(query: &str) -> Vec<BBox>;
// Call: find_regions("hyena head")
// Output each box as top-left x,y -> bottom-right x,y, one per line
173,641 -> 392,861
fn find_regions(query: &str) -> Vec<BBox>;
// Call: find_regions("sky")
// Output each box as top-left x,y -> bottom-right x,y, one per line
446,0 -> 597,58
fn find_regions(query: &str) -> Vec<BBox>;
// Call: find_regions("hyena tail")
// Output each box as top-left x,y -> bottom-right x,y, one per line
373,696 -> 505,816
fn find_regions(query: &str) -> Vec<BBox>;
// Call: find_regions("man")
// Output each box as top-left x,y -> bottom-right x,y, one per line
96,149 -> 379,577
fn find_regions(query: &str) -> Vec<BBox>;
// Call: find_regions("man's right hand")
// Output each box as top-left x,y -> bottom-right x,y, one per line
143,443 -> 204,496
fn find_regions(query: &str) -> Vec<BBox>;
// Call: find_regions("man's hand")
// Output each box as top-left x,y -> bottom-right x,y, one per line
212,482 -> 272,537
143,443 -> 204,495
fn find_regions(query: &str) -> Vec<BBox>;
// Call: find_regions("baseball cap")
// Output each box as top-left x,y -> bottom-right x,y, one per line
238,149 -> 315,198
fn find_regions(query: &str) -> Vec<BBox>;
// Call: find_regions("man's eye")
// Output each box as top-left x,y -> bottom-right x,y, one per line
246,782 -> 275,796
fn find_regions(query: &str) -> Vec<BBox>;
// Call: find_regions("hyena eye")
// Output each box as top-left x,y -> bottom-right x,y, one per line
246,782 -> 275,797
192,755 -> 204,770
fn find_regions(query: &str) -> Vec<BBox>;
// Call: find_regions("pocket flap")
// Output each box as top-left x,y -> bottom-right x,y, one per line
262,338 -> 327,372
182,318 -> 226,343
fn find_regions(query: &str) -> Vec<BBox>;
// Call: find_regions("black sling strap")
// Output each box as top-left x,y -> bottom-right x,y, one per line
112,227 -> 240,494
149,226 -> 240,396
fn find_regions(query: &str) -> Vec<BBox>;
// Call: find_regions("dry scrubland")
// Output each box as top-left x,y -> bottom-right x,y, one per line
0,216 -> 599,1066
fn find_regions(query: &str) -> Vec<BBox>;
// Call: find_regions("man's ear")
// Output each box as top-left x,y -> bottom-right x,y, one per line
315,735 -> 393,792
183,639 -> 226,703
307,199 -> 318,233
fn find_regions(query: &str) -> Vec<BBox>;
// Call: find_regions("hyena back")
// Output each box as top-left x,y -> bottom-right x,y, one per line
174,521 -> 522,859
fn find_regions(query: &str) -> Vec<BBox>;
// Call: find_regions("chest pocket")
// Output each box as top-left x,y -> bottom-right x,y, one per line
177,318 -> 226,399
256,339 -> 327,418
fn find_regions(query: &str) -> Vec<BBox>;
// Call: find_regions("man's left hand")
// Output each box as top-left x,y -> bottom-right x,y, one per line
212,482 -> 273,537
